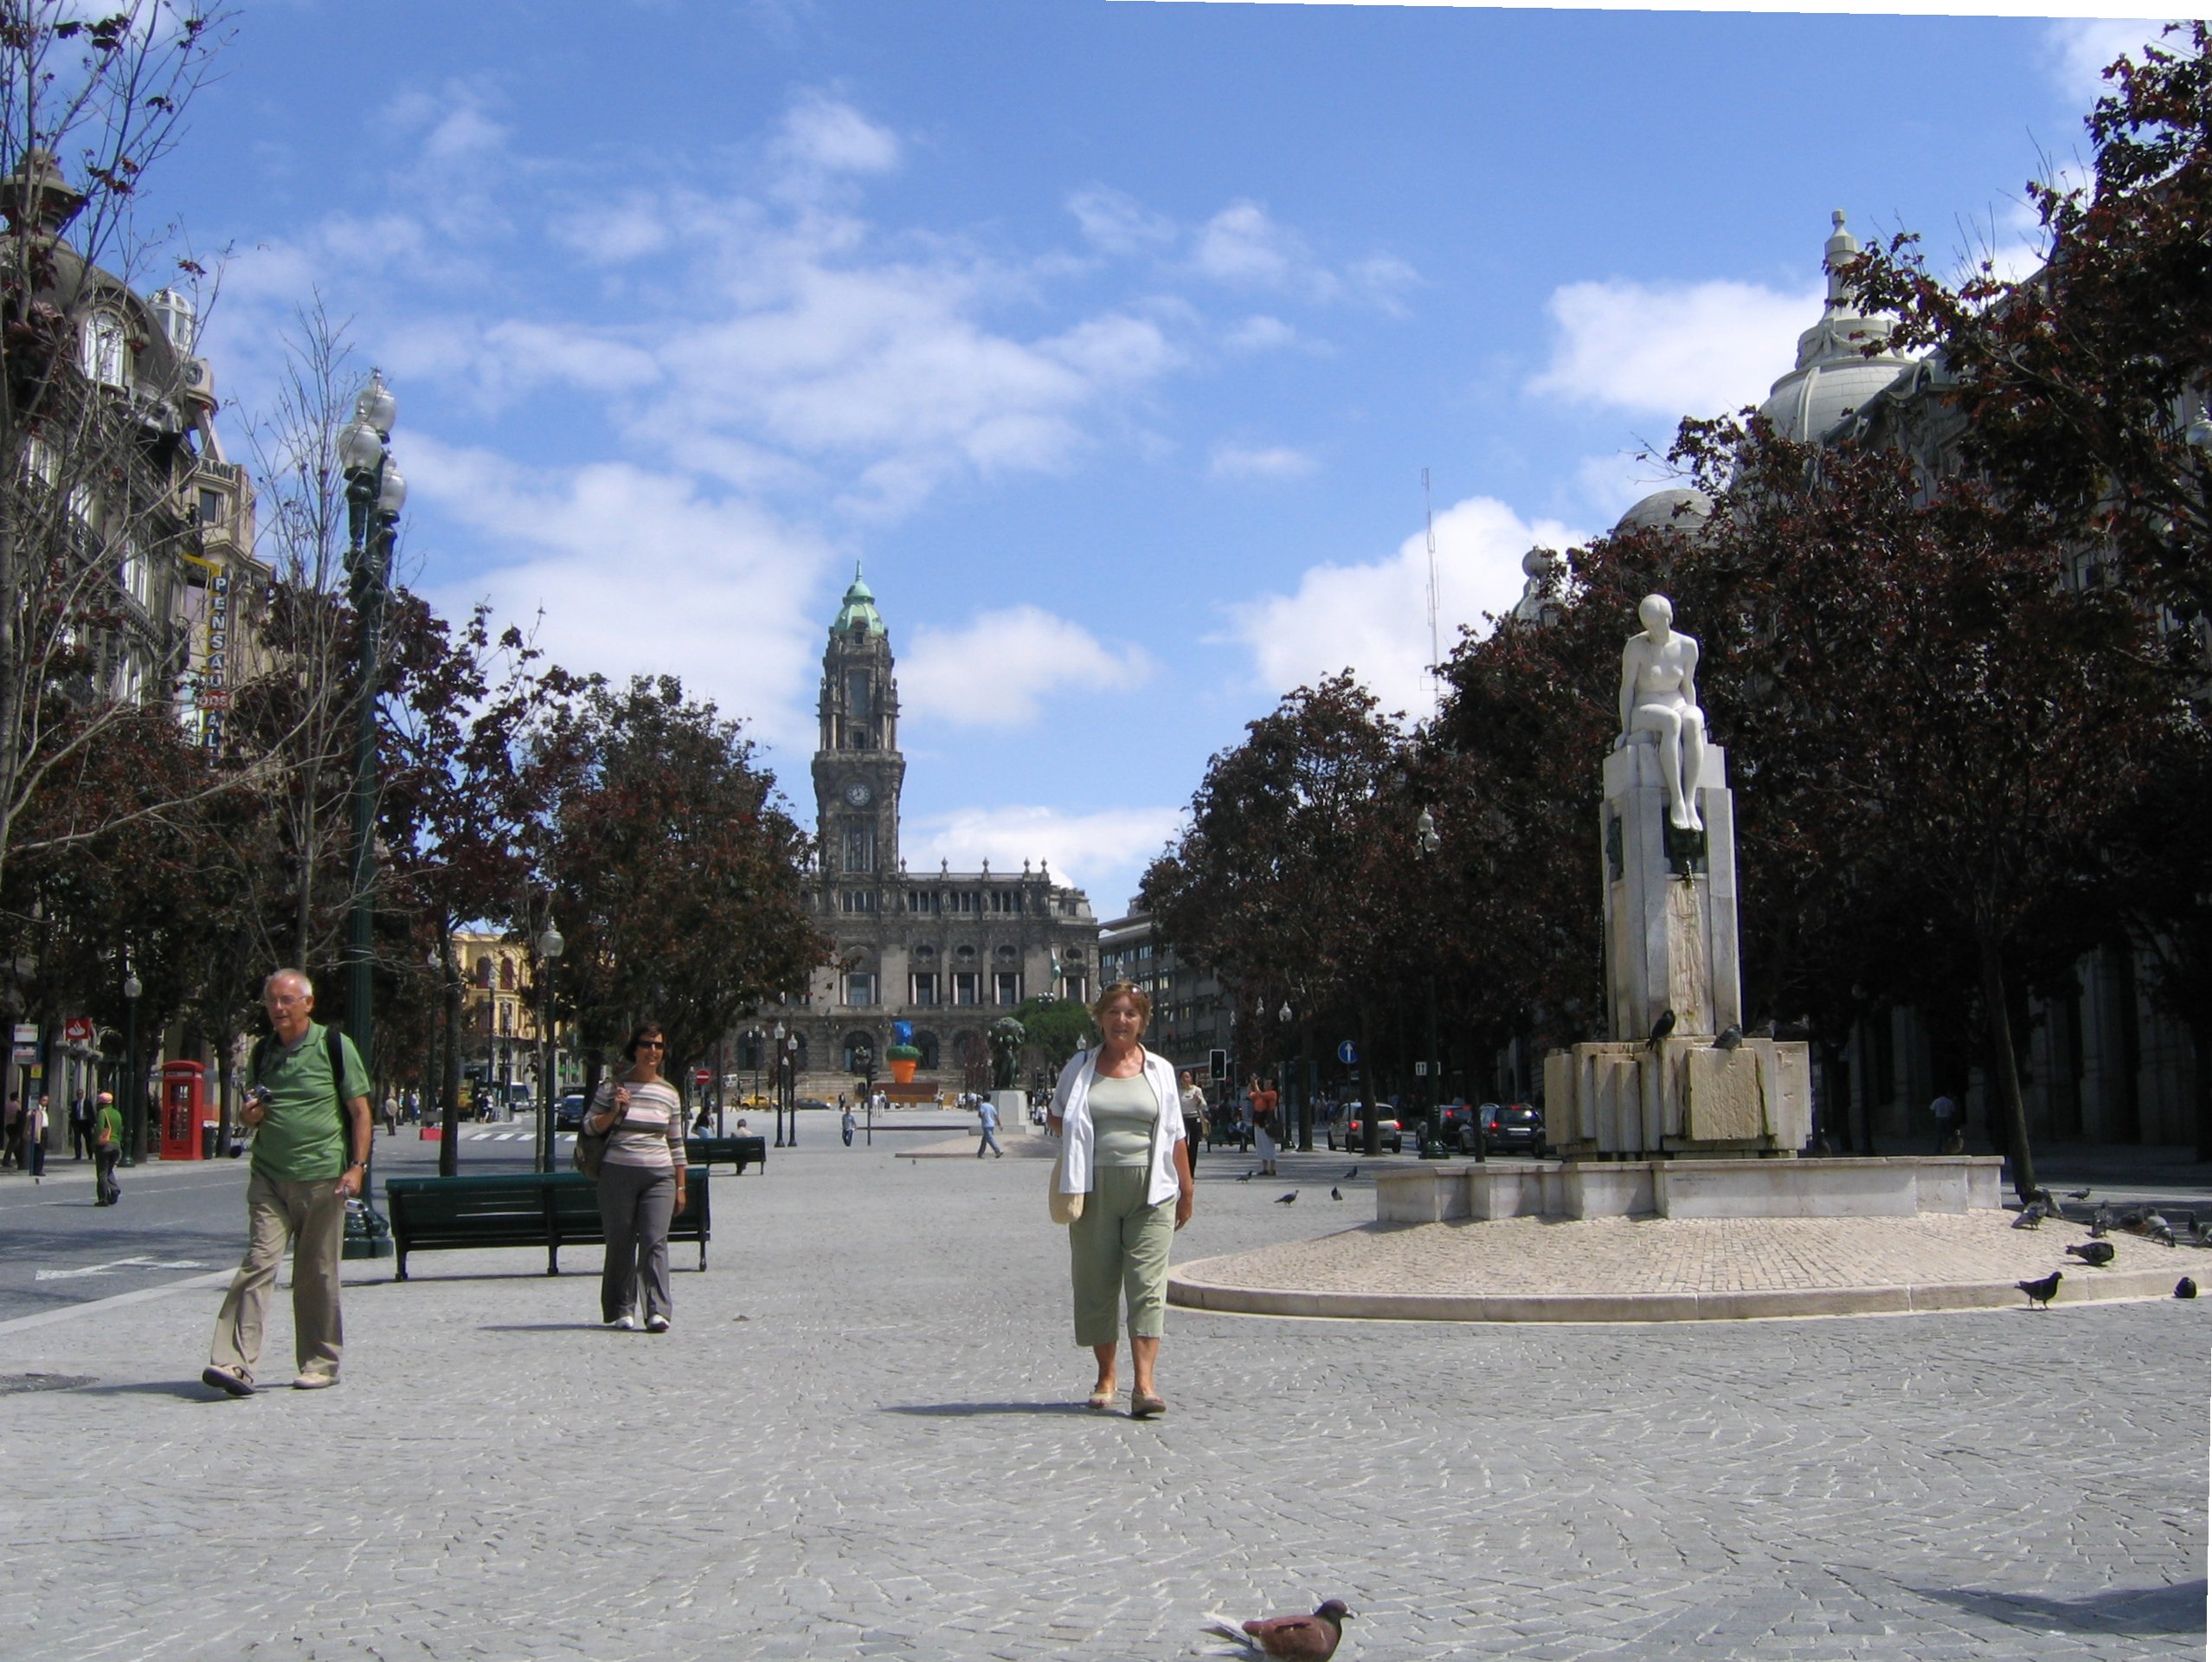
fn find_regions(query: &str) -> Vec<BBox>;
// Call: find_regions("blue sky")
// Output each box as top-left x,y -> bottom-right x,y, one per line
164,3 -> 2170,917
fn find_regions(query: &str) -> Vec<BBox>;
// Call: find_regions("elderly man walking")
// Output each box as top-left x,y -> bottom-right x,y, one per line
202,970 -> 373,1396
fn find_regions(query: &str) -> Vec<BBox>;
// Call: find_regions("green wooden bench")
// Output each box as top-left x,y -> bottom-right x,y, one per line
684,1135 -> 767,1175
384,1170 -> 711,1281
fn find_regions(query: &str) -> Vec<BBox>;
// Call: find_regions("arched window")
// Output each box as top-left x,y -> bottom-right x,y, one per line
80,312 -> 127,386
913,1030 -> 941,1070
499,958 -> 516,991
473,956 -> 492,989
842,1029 -> 877,1072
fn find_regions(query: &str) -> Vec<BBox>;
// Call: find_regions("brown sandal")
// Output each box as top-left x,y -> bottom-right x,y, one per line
1129,1391 -> 1166,1419
1086,1387 -> 1116,1411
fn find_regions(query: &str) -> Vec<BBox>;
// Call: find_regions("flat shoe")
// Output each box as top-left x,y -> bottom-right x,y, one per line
201,1365 -> 254,1398
291,1374 -> 338,1391
1085,1388 -> 1116,1411
1129,1391 -> 1167,1419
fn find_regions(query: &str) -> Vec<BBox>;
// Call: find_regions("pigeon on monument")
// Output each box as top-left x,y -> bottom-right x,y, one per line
1275,1191 -> 1298,1205
2016,1270 -> 2063,1309
2144,1213 -> 2178,1246
1199,1600 -> 1354,1660
2065,1240 -> 2116,1267
1645,1009 -> 1675,1051
2177,1277 -> 2198,1299
1712,1024 -> 1743,1051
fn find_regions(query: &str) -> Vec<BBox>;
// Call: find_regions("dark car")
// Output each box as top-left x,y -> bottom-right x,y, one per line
1484,1103 -> 1545,1156
1437,1102 -> 1483,1152
555,1092 -> 588,1131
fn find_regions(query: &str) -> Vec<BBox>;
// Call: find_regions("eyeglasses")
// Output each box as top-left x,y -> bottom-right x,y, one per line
635,1040 -> 665,1050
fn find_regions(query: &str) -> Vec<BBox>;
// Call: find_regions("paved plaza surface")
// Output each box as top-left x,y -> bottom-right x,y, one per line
1,1135 -> 2203,1660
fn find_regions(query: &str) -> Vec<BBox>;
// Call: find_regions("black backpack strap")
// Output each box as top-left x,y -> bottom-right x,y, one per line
325,1025 -> 350,1152
248,1034 -> 273,1091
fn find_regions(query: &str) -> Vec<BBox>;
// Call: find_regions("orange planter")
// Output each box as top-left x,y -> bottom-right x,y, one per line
889,1059 -> 917,1084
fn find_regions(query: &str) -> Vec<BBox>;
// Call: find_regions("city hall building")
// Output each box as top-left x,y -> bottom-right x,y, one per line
748,573 -> 1098,1100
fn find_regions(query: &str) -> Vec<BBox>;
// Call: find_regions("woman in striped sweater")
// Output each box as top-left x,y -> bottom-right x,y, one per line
588,1021 -> 689,1332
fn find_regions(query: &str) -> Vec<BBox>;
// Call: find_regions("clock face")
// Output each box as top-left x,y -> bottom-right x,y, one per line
844,781 -> 872,807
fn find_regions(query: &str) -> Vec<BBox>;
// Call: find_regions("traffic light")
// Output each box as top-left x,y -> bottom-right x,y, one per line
1208,1048 -> 1227,1081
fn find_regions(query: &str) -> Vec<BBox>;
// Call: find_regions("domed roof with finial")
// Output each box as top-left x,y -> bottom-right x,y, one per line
833,564 -> 886,636
1757,210 -> 1915,444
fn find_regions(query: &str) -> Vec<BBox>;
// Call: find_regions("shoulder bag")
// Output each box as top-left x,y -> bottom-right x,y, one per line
572,1079 -> 624,1179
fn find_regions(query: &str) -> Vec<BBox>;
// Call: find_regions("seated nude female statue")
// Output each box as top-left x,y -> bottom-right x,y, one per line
1617,594 -> 1707,831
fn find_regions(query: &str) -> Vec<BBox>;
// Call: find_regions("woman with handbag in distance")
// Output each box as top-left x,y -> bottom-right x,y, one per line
1047,981 -> 1194,1419
585,1022 -> 688,1333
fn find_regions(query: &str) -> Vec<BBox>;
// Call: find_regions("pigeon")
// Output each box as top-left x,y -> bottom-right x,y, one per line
1342,1166 -> 1359,1181
1645,1008 -> 1676,1051
1238,1169 -> 1256,1182
2090,1205 -> 2113,1239
2117,1208 -> 2148,1233
2193,1221 -> 2212,1248
1712,1024 -> 1743,1051
2010,1207 -> 2043,1230
1330,1187 -> 1342,1201
2144,1212 -> 2177,1247
2016,1269 -> 2063,1310
1275,1191 -> 1298,1205
2064,1187 -> 2093,1201
2065,1240 -> 2116,1267
2177,1277 -> 2197,1299
1200,1600 -> 1354,1660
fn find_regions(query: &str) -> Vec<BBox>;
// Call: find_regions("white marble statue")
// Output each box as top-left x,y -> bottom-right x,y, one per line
1617,594 -> 1707,832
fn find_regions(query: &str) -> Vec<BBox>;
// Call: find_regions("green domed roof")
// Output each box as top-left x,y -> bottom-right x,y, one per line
833,565 -> 885,636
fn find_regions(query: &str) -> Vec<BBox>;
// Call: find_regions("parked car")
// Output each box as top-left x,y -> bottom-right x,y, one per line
1484,1102 -> 1545,1156
1437,1102 -> 1483,1151
555,1092 -> 588,1132
1333,1109 -> 1403,1154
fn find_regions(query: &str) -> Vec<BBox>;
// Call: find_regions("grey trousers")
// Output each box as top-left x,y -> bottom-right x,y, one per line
209,1169 -> 346,1382
597,1162 -> 676,1323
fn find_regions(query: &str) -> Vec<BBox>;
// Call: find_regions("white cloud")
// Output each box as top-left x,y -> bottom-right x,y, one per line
902,804 -> 1185,913
1067,185 -> 1174,256
1226,495 -> 1585,716
1194,200 -> 1312,289
774,92 -> 901,177
2046,19 -> 2176,109
899,605 -> 1153,729
1210,441 -> 1316,480
402,436 -> 834,755
1527,278 -> 1821,420
1223,313 -> 1300,352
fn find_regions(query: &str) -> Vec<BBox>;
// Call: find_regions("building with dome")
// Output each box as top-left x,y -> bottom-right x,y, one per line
745,572 -> 1099,1103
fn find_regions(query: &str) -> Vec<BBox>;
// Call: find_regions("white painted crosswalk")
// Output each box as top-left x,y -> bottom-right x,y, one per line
460,1131 -> 575,1143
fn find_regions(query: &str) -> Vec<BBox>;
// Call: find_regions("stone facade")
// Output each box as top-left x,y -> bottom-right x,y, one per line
762,573 -> 1097,1101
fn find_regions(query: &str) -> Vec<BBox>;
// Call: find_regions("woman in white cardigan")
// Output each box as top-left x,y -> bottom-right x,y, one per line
1048,981 -> 1195,1418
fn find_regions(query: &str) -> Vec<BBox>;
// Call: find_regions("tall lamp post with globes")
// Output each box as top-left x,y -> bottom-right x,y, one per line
772,1021 -> 788,1146
784,1028 -> 801,1145
336,371 -> 405,1221
1415,807 -> 1463,1161
121,962 -> 142,1166
535,915 -> 563,1174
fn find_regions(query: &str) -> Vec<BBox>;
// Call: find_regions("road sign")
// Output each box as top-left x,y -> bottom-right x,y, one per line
1414,1060 -> 1429,1077
694,1069 -> 711,1085
1337,1040 -> 1359,1065
12,1023 -> 35,1046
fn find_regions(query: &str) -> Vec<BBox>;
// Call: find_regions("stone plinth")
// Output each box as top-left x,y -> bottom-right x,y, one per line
1603,736 -> 1739,1046
1376,1156 -> 2003,1224
1543,1034 -> 1813,1157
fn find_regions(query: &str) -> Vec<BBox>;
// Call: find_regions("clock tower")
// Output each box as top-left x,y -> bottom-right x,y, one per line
811,567 -> 904,880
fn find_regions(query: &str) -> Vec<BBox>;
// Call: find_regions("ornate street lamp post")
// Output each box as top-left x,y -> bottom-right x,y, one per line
854,1040 -> 873,1146
1415,806 -> 1461,1161
772,1021 -> 787,1147
120,963 -> 142,1166
535,916 -> 563,1175
785,1030 -> 801,1145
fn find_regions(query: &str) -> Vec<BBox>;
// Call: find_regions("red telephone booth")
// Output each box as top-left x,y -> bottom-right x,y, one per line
159,1060 -> 206,1161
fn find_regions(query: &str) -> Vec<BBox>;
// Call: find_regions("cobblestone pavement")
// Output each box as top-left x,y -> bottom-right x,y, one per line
1,1140 -> 2202,1661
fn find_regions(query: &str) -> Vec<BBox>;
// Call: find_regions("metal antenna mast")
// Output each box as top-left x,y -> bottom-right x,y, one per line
1423,467 -> 1442,714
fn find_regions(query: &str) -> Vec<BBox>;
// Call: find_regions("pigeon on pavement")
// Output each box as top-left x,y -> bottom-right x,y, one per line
2177,1277 -> 2198,1299
2064,1187 -> 2093,1201
1238,1170 -> 1256,1182
1342,1166 -> 1359,1181
1275,1191 -> 1298,1205
2016,1270 -> 2063,1310
1200,1600 -> 1354,1660
1330,1187 -> 1342,1201
2144,1213 -> 2177,1246
2091,1205 -> 2113,1239
1645,1009 -> 1676,1051
2011,1201 -> 2049,1229
1712,1024 -> 1743,1051
2066,1240 -> 2116,1267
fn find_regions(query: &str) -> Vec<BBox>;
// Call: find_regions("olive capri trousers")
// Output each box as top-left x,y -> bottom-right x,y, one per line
1069,1164 -> 1174,1346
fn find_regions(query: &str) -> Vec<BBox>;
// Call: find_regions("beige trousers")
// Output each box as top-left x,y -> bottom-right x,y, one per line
208,1169 -> 345,1382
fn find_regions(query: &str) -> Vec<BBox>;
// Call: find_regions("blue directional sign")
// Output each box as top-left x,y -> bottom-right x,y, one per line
1337,1040 -> 1359,1065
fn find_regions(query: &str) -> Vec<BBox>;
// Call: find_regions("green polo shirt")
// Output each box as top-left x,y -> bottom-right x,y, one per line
94,1105 -> 121,1148
251,1022 -> 371,1184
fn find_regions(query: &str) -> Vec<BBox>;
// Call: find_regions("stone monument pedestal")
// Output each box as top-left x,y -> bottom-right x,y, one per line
1545,736 -> 1813,1159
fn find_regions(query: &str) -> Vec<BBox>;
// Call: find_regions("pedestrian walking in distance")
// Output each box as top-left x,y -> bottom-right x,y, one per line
841,1104 -> 856,1146
202,970 -> 374,1395
23,1094 -> 46,1181
975,1092 -> 1004,1158
587,1022 -> 687,1333
92,1091 -> 122,1206
1049,980 -> 1194,1419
